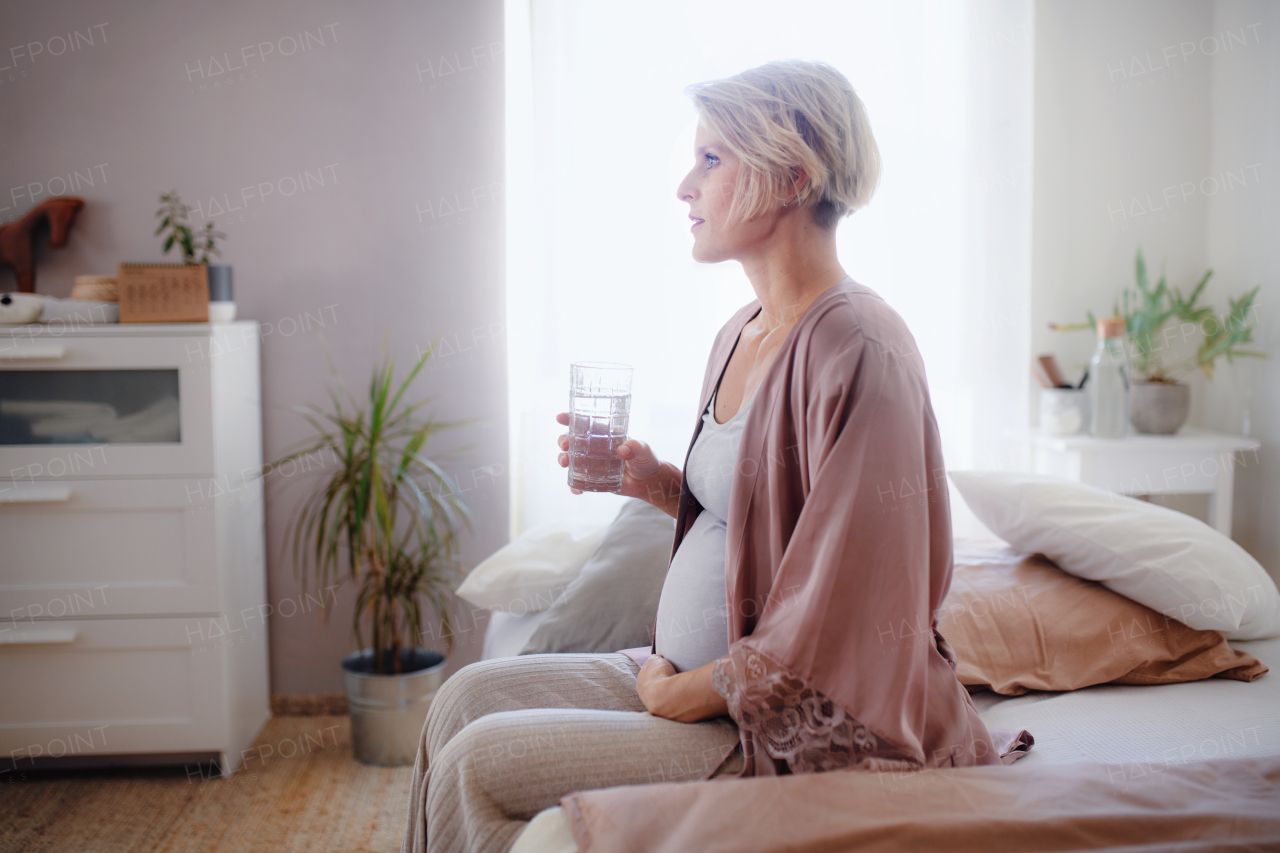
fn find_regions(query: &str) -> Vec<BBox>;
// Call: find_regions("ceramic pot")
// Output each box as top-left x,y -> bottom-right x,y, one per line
341,648 -> 446,766
1130,381 -> 1190,434
206,265 -> 236,323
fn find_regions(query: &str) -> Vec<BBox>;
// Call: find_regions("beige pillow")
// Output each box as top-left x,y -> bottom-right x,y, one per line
940,541 -> 1267,696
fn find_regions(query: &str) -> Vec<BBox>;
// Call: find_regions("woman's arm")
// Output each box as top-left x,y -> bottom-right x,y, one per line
556,413 -> 683,518
635,654 -> 728,722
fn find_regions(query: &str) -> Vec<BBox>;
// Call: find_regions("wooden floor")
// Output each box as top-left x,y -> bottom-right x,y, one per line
1,716 -> 413,853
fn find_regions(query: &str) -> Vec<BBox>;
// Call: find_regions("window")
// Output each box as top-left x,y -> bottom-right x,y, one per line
506,0 -> 1033,536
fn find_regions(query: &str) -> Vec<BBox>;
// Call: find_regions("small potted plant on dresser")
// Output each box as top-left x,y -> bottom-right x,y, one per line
1052,248 -> 1266,434
271,346 -> 471,765
155,191 -> 236,321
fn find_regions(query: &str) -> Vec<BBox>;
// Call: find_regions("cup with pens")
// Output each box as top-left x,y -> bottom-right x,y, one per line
1034,354 -> 1090,435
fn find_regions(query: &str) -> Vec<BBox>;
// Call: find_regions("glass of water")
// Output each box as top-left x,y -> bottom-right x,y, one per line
567,362 -> 632,493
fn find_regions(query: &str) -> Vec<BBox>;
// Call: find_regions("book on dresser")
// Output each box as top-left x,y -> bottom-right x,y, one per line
0,321 -> 269,776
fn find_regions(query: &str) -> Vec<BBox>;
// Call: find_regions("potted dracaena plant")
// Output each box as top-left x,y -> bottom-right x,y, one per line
271,344 -> 472,765
155,191 -> 235,320
1052,247 -> 1265,434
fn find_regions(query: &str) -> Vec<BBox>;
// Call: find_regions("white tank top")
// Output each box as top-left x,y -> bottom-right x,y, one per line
653,382 -> 758,672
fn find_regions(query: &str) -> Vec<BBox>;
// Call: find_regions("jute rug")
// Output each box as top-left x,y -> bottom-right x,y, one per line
1,716 -> 412,853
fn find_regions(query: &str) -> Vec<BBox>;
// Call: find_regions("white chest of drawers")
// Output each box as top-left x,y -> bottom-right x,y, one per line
0,322 -> 268,776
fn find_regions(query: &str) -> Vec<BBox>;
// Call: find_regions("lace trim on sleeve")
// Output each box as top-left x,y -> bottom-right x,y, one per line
712,644 -> 921,774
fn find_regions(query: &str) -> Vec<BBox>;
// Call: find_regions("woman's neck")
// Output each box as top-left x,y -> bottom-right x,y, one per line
738,210 -> 848,335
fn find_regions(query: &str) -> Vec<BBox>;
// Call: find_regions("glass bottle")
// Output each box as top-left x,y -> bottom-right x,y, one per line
1089,318 -> 1130,438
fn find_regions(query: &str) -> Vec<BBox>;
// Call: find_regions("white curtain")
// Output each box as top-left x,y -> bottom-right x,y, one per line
505,0 -> 1034,537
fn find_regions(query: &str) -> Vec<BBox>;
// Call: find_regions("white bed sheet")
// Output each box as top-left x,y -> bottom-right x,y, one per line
510,637 -> 1280,853
979,636 -> 1280,767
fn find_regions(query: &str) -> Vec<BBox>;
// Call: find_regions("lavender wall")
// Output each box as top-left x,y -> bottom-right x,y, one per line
0,0 -> 507,694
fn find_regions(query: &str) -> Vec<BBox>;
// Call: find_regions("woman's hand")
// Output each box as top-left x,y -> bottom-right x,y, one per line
635,655 -> 729,723
555,413 -> 683,517
635,654 -> 678,716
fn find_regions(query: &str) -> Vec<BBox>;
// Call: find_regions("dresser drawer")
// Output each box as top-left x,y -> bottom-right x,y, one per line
0,332 -> 217,477
0,479 -> 225,617
0,618 -> 225,760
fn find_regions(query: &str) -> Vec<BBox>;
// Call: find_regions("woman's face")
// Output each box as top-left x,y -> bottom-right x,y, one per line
677,123 -> 773,263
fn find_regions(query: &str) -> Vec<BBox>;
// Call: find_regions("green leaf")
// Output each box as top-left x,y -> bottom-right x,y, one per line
1053,247 -> 1269,380
266,344 -> 470,661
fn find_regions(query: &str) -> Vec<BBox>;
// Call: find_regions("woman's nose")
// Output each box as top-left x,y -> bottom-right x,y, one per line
676,169 -> 698,202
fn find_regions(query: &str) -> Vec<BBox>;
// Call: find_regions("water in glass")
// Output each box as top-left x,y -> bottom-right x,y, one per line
568,363 -> 631,493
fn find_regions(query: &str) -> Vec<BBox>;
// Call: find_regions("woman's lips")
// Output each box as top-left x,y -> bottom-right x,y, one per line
690,217 -> 704,231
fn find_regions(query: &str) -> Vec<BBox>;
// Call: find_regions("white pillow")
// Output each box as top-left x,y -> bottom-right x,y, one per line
481,610 -> 551,660
948,470 -> 1280,640
455,519 -> 607,613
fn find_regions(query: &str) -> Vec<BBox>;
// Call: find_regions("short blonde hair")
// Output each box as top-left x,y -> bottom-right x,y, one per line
686,60 -> 880,229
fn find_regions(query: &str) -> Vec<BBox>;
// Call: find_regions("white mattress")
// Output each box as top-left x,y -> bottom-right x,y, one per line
978,636 -> 1280,767
511,637 -> 1280,853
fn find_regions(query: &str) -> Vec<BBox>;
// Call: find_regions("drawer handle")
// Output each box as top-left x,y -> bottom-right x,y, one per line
0,345 -> 67,361
0,486 -> 73,504
1,627 -> 77,645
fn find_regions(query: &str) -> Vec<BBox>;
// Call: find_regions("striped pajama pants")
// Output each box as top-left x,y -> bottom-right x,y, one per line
400,653 -> 742,853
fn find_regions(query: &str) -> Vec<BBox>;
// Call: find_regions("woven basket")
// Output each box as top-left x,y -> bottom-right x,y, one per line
71,275 -> 119,302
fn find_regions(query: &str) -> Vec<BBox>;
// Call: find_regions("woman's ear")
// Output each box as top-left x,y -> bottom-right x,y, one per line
785,166 -> 810,206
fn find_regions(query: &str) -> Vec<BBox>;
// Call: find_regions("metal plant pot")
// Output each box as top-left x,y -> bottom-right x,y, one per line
1130,381 -> 1190,435
341,648 -> 446,766
206,265 -> 236,322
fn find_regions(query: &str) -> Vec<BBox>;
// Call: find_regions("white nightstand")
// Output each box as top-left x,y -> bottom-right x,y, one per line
1028,427 -> 1261,537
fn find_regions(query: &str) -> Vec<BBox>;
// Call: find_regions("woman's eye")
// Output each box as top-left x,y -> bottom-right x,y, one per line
704,153 -> 719,168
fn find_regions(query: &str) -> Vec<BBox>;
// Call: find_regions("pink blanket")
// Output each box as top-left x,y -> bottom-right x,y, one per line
562,755 -> 1280,852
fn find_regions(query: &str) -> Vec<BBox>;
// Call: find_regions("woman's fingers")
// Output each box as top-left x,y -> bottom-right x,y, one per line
555,412 -> 570,462
641,654 -> 676,679
618,438 -> 661,480
555,413 -> 571,451
557,451 -> 582,493
559,414 -> 657,500
556,412 -> 583,493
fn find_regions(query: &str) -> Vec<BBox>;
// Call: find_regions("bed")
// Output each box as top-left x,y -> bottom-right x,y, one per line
506,634 -> 1280,852
456,475 -> 1280,852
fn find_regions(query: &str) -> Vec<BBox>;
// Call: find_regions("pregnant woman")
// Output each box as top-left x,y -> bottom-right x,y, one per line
403,59 -> 1012,853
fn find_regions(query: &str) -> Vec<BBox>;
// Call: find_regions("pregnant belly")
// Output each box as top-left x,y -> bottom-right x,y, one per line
653,511 -> 730,673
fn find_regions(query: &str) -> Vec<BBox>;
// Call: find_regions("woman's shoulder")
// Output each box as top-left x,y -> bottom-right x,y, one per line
802,281 -> 919,364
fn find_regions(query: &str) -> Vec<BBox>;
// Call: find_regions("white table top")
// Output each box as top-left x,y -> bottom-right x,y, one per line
0,320 -> 255,339
1023,427 -> 1260,452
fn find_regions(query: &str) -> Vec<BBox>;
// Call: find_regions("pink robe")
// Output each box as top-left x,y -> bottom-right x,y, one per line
670,277 -> 1005,775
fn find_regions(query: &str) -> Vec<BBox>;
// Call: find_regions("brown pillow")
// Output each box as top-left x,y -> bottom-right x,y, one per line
939,540 -> 1268,695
